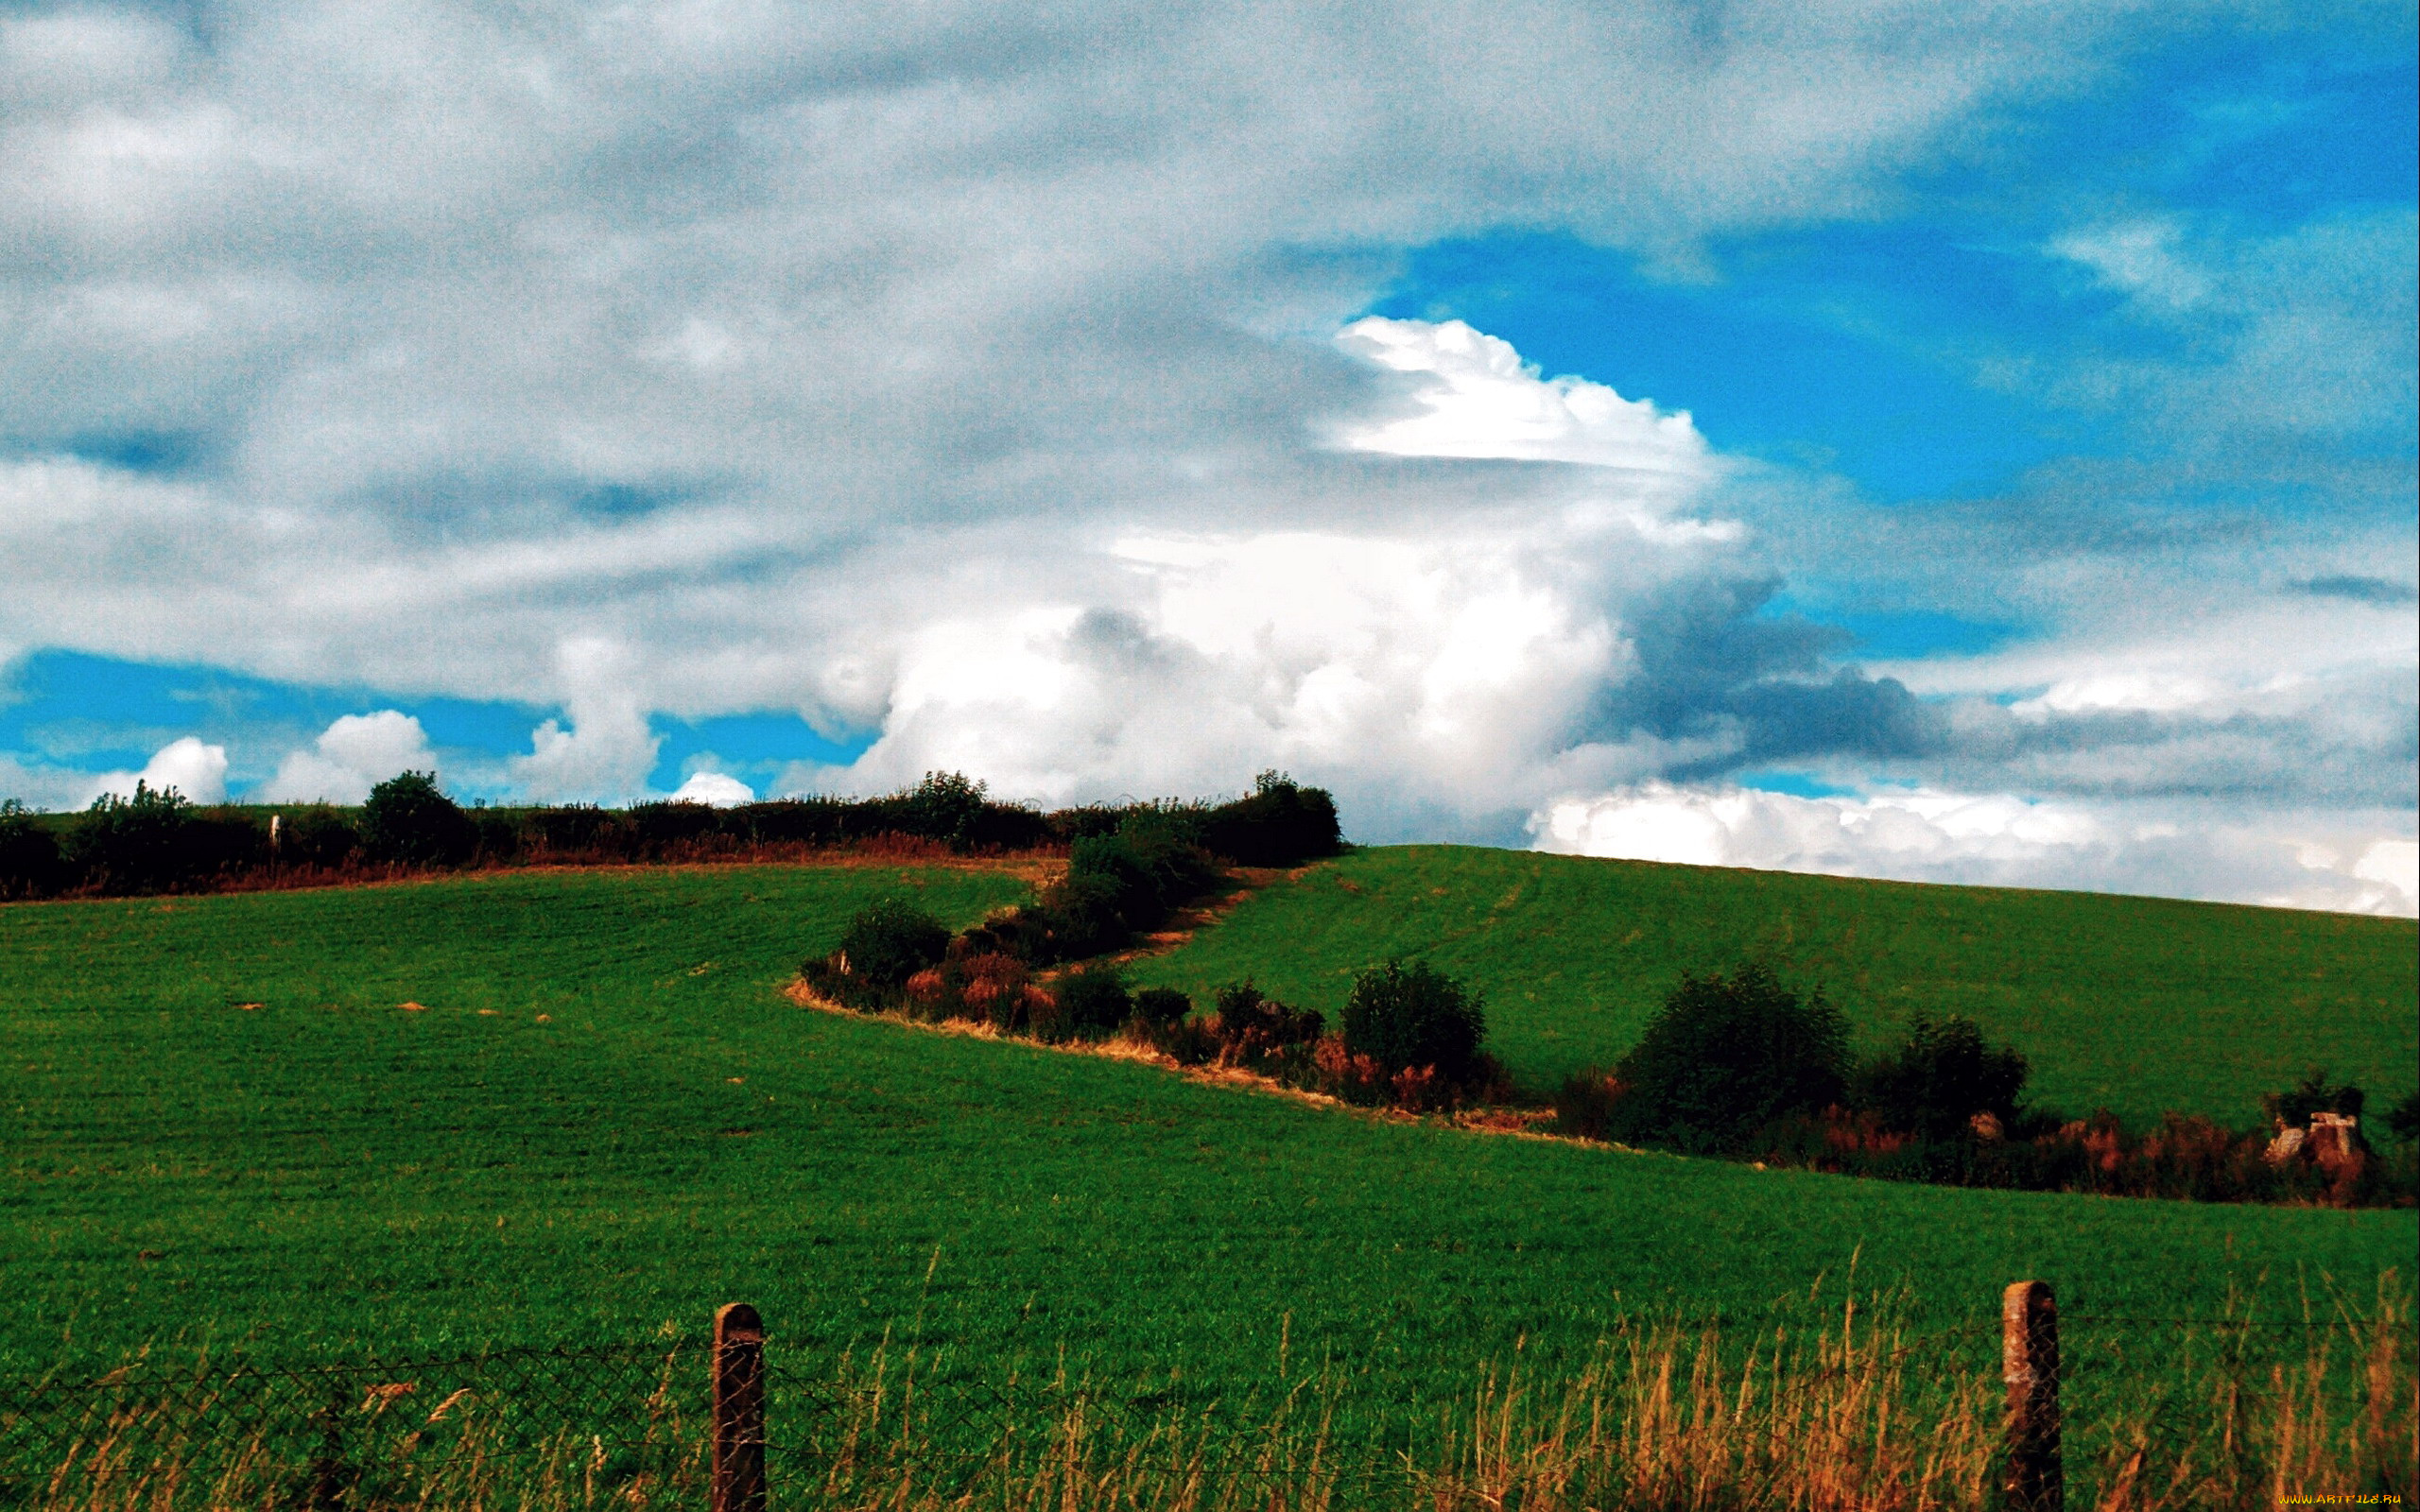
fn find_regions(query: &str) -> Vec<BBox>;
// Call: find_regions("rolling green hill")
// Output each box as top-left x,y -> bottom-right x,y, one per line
0,859 -> 2409,1462
1132,846 -> 2420,1122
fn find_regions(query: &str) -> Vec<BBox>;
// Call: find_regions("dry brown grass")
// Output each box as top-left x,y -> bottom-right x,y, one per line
12,1292 -> 2409,1511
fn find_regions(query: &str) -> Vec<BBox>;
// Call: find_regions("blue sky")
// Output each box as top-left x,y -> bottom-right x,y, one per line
0,651 -> 866,802
1,0 -> 2411,908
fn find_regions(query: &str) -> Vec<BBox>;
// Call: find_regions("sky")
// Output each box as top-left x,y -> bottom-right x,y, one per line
1,0 -> 2413,914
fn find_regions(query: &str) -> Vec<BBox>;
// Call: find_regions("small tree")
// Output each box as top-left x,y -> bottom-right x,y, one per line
1055,964 -> 1133,1035
1341,959 -> 1485,1081
834,898 -> 949,988
359,771 -> 476,868
903,771 -> 989,850
1852,1012 -> 2030,1141
1609,966 -> 1849,1153
1131,987 -> 1192,1029
1198,772 -> 1343,866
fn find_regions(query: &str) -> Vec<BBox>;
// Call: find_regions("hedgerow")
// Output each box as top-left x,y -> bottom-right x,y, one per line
0,771 -> 1350,902
1553,966 -> 2416,1207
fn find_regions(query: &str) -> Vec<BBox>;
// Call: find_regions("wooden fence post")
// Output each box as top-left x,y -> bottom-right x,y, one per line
712,1303 -> 768,1512
2001,1280 -> 2061,1512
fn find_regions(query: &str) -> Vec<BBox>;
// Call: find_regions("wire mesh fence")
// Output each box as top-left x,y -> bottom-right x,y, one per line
0,1293 -> 2408,1511
0,1342 -> 708,1508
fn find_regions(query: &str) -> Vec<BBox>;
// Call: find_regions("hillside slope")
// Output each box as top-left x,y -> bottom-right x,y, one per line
0,863 -> 2408,1433
1132,846 -> 2419,1122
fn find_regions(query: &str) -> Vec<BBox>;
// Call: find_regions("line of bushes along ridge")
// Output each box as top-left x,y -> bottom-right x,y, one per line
804,884 -> 1507,1111
1553,964 -> 2420,1207
0,769 -> 1343,902
805,889 -> 2419,1208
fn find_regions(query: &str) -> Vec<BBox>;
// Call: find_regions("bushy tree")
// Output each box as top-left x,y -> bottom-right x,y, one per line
68,782 -> 199,894
902,770 -> 989,850
834,898 -> 949,988
0,799 -> 65,899
1130,987 -> 1192,1029
1055,963 -> 1133,1035
1609,966 -> 1850,1153
1340,959 -> 1485,1080
359,771 -> 476,867
1852,1012 -> 2030,1140
1198,771 -> 1342,866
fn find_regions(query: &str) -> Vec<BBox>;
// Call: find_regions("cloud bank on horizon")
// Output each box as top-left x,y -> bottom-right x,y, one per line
0,0 -> 2411,914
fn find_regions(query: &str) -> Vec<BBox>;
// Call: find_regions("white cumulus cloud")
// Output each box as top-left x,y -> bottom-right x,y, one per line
87,735 -> 228,805
1334,318 -> 1709,476
260,711 -> 436,804
506,641 -> 664,804
668,770 -> 752,807
1532,782 -> 2418,917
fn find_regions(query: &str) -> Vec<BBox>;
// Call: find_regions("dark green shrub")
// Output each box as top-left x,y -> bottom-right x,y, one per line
2387,1091 -> 2420,1143
1198,771 -> 1342,866
472,809 -> 520,861
1115,810 -> 1218,906
1069,833 -> 1159,921
798,957 -> 893,1013
1131,987 -> 1192,1029
1056,964 -> 1132,1035
360,772 -> 476,867
1044,803 -> 1144,842
733,798 -> 852,846
901,771 -> 989,850
626,800 -> 725,855
0,799 -> 65,899
69,782 -> 203,894
1340,959 -> 1486,1081
1151,1016 -> 1222,1066
1608,966 -> 1850,1154
2262,1068 -> 2365,1128
277,805 -> 361,869
527,804 -> 619,855
1211,981 -> 1323,1047
834,898 -> 949,988
1851,1012 -> 2030,1141
1029,869 -> 1134,961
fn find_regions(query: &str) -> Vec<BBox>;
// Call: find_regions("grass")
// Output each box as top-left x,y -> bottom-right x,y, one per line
0,856 -> 2412,1502
15,1297 -> 2411,1508
1130,846 -> 2420,1121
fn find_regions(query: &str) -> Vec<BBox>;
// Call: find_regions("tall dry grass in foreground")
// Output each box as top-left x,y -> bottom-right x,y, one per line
9,1293 -> 2411,1512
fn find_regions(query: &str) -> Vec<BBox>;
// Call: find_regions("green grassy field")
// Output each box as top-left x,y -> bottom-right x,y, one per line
1132,846 -> 2420,1122
1,856 -> 2410,1458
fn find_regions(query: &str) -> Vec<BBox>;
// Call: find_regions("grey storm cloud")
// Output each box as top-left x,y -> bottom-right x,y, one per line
1592,576 -> 1945,774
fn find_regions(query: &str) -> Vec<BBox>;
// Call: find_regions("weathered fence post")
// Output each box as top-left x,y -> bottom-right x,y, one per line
712,1303 -> 768,1512
2001,1280 -> 2061,1512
